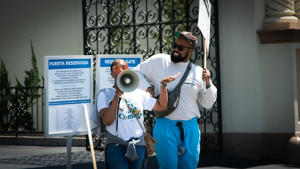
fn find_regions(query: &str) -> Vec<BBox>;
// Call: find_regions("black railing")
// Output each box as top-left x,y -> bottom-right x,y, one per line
0,86 -> 44,136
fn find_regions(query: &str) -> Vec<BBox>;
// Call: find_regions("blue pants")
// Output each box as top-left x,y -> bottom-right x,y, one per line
153,117 -> 201,169
105,143 -> 146,169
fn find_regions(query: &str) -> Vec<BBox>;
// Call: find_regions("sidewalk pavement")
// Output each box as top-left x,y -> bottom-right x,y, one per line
0,145 -> 107,169
0,145 -> 299,169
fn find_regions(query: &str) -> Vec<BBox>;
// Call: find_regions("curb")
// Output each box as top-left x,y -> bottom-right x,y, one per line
0,136 -> 86,147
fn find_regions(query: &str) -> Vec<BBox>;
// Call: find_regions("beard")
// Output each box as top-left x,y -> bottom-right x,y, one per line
171,51 -> 188,63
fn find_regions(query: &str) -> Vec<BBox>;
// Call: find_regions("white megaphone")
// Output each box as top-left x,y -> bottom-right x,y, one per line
117,69 -> 139,92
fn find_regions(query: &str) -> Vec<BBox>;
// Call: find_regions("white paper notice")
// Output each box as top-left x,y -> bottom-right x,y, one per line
48,59 -> 91,105
45,56 -> 92,137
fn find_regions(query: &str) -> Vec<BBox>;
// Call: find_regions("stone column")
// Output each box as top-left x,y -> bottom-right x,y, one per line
288,49 -> 300,164
265,0 -> 297,22
295,0 -> 300,17
264,0 -> 300,30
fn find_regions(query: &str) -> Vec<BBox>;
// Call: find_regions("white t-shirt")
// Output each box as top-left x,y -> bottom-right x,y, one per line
135,53 -> 217,120
97,88 -> 156,141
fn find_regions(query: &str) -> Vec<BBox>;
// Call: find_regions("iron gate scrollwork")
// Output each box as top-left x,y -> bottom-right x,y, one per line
82,0 -> 222,156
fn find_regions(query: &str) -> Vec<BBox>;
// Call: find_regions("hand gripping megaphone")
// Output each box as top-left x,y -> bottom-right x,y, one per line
117,69 -> 139,92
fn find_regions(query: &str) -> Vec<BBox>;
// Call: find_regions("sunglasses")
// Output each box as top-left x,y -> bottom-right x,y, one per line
113,64 -> 128,74
172,43 -> 192,51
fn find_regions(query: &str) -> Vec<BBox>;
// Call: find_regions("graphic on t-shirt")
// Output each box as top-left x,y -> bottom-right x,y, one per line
119,97 -> 142,120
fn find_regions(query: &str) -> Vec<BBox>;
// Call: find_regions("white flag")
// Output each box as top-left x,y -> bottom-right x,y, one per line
197,0 -> 211,54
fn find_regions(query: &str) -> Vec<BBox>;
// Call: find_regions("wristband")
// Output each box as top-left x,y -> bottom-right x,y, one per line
206,83 -> 211,89
160,82 -> 167,87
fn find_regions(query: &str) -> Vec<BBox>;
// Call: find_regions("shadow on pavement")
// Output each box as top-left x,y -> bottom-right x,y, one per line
26,162 -> 105,169
23,157 -> 158,169
21,155 -> 300,169
198,156 -> 300,168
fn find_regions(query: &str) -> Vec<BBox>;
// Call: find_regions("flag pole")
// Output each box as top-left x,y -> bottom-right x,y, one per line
203,38 -> 207,69
83,104 -> 98,169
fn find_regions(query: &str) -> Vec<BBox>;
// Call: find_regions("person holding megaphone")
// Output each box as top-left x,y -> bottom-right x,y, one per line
97,59 -> 179,169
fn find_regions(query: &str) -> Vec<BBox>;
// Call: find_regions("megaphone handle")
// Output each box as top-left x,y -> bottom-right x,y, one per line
203,38 -> 207,69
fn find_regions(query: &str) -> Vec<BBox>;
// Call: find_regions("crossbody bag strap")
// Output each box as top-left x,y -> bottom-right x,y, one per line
174,61 -> 192,90
115,98 -> 121,135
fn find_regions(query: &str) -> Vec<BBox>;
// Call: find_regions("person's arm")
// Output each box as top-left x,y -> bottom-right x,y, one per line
146,86 -> 155,97
198,68 -> 217,109
152,73 -> 180,111
198,82 -> 217,109
99,87 -> 123,126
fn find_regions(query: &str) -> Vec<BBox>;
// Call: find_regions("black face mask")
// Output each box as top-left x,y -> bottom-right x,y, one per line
171,51 -> 189,63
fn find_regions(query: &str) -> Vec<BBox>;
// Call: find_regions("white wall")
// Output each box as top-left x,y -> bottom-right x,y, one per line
260,44 -> 294,132
219,0 -> 264,132
219,0 -> 294,133
0,0 -> 83,85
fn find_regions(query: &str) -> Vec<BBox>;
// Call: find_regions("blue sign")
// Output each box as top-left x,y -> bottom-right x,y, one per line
49,99 -> 91,106
100,58 -> 140,67
49,59 -> 91,69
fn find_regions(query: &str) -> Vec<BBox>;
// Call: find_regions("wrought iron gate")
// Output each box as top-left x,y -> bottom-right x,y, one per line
82,0 -> 222,155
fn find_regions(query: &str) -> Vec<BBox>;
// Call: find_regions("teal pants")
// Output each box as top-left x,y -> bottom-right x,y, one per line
153,117 -> 201,169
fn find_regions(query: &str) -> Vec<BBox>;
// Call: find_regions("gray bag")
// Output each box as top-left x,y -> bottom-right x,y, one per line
125,140 -> 139,162
153,62 -> 192,118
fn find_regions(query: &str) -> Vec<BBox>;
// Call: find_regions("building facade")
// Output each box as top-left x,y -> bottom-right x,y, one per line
0,0 -> 299,161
